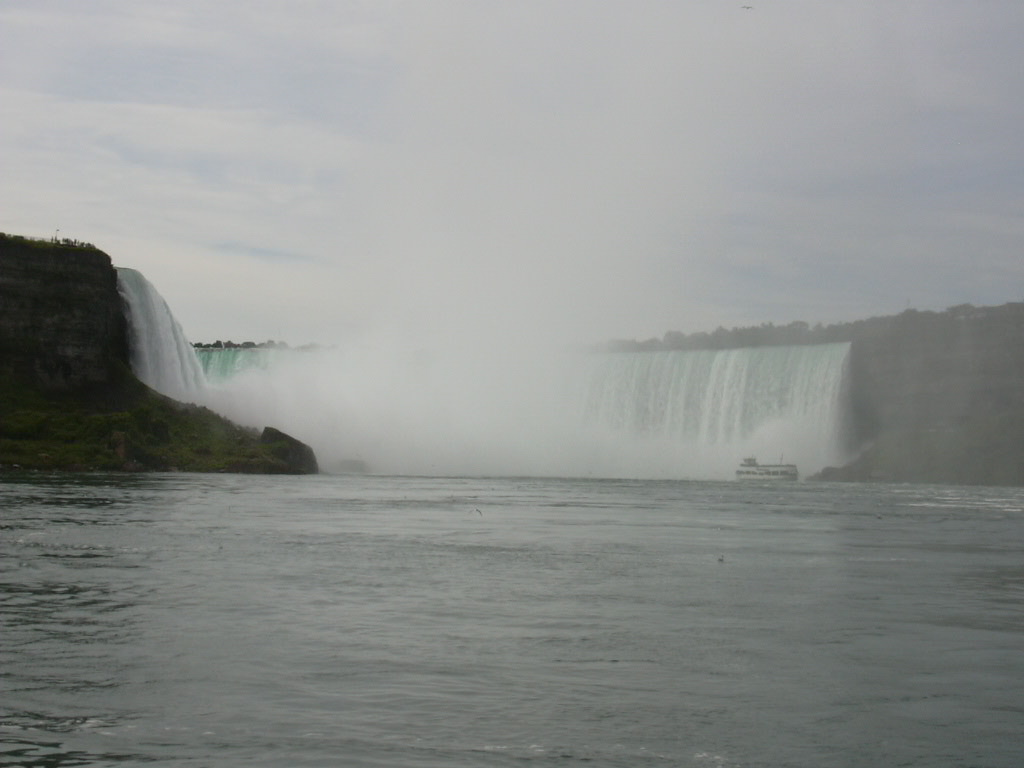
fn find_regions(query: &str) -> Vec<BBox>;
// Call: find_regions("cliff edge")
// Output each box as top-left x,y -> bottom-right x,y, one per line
820,305 -> 1024,486
0,233 -> 317,474
0,234 -> 128,391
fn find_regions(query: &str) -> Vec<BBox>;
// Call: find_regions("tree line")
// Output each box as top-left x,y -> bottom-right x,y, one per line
603,302 -> 1024,352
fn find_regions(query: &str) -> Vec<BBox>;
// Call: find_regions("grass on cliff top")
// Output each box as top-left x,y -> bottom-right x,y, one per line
0,370 -> 302,473
0,231 -> 100,253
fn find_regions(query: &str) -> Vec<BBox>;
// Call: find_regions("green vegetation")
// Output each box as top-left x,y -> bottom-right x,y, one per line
0,369 -> 308,473
607,302 -> 1024,352
0,231 -> 99,252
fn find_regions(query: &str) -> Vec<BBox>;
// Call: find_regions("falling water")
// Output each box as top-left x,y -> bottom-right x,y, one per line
117,268 -> 852,478
194,343 -> 851,479
581,344 -> 851,477
195,346 -> 284,381
115,268 -> 207,403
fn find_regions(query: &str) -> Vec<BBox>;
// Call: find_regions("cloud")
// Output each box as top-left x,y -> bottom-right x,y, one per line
1,0 -> 1022,347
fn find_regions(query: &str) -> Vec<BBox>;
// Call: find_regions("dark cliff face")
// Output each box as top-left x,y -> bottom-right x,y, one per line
850,307 -> 1024,436
0,234 -> 129,390
833,305 -> 1024,485
259,426 -> 319,474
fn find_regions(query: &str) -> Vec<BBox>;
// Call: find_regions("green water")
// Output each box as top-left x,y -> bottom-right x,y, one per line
3,473 -> 1022,767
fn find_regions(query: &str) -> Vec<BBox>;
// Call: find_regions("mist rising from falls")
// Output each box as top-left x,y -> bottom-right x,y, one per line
197,342 -> 852,479
196,342 -> 586,477
116,268 -> 206,402
118,268 -> 851,478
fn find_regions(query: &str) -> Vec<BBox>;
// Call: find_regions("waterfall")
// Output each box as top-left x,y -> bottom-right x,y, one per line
194,342 -> 851,479
195,346 -> 284,381
116,268 -> 207,402
583,343 -> 851,477
114,265 -> 852,479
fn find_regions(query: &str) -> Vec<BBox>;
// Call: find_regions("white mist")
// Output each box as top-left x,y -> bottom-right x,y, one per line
118,268 -> 852,480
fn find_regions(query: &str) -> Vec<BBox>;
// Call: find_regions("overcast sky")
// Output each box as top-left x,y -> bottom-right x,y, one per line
2,1 -> 1022,348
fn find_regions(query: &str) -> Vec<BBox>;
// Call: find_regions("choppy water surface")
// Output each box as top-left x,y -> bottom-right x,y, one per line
2,473 -> 1022,767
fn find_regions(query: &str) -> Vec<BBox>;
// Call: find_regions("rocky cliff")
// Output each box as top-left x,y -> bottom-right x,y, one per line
0,233 -> 318,474
0,234 -> 129,390
823,304 -> 1024,486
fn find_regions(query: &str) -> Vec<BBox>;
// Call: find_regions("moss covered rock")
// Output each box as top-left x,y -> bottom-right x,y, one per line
0,372 -> 317,473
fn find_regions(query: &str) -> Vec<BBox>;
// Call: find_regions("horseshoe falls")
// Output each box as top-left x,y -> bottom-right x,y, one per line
194,346 -> 285,381
582,345 -> 851,478
115,269 -> 851,478
193,343 -> 851,480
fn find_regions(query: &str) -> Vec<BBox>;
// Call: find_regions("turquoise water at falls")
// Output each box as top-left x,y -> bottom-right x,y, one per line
195,346 -> 284,381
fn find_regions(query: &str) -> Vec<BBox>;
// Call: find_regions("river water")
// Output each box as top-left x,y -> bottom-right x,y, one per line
2,473 -> 1022,767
